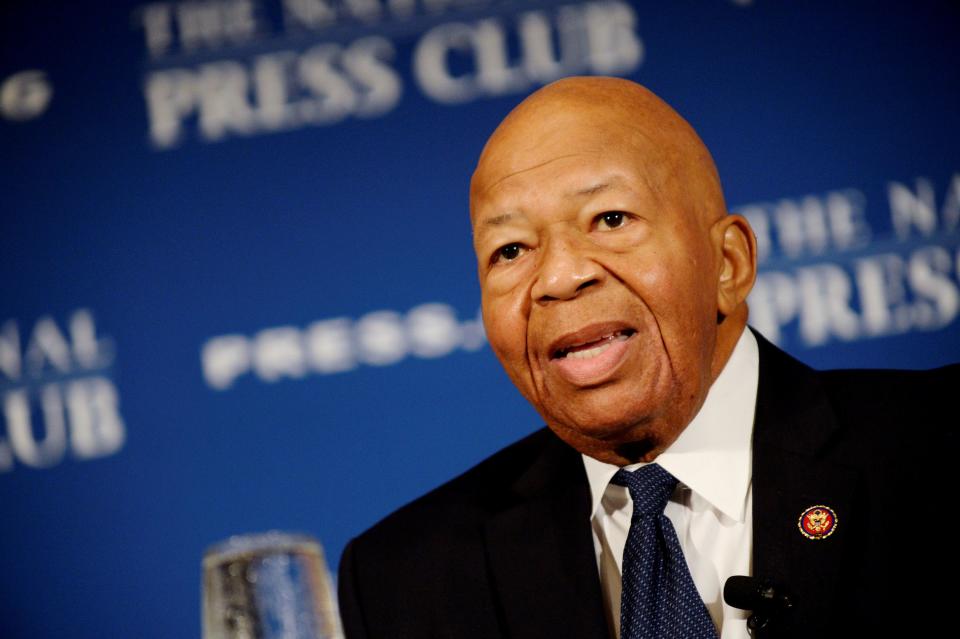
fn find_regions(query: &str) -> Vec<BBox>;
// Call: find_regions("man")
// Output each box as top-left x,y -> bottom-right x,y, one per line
338,77 -> 957,638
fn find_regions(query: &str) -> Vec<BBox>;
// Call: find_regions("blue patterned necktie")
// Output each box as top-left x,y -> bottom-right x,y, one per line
613,464 -> 718,639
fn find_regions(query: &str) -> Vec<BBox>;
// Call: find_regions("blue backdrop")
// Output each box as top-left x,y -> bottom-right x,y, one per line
2,1 -> 958,637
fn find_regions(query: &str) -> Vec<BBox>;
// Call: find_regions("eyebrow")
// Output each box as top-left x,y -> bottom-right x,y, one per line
476,177 -> 630,227
572,182 -> 613,197
480,212 -> 526,227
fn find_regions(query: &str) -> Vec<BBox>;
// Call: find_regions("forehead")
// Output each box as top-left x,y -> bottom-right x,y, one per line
471,102 -> 678,204
481,155 -> 636,202
471,143 -> 667,225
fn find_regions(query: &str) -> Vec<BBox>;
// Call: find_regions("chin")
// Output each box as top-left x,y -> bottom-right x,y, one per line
559,383 -> 663,427
541,385 -> 683,456
547,417 -> 663,464
549,403 -> 657,443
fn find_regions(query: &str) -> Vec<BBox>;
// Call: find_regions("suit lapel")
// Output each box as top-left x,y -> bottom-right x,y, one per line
483,432 -> 609,639
751,332 -> 860,633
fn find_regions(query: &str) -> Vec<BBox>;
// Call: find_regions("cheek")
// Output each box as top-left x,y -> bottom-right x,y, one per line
482,297 -> 539,402
622,244 -> 714,313
481,293 -> 529,367
631,249 -> 718,367
613,252 -> 681,314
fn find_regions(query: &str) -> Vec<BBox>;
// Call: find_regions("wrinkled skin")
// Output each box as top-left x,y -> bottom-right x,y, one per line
471,77 -> 757,465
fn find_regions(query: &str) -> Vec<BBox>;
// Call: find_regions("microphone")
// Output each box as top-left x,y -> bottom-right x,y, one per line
724,576 -> 793,633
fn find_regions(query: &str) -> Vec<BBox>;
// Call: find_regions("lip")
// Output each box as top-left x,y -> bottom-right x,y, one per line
547,322 -> 636,357
545,322 -> 637,386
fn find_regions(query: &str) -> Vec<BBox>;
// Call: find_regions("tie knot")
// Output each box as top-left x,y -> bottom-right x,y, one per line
611,464 -> 678,515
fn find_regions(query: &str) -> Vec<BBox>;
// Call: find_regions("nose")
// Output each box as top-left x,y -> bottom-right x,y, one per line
531,234 -> 604,302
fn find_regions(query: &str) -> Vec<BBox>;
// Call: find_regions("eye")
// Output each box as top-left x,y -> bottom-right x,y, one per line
491,242 -> 525,264
595,211 -> 628,231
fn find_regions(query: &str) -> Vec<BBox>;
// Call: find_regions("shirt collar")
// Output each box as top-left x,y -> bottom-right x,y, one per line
582,328 -> 759,523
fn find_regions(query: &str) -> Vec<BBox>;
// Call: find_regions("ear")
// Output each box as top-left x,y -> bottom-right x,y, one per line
712,214 -> 757,317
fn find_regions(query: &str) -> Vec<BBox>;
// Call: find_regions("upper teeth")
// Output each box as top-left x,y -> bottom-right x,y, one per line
560,331 -> 630,359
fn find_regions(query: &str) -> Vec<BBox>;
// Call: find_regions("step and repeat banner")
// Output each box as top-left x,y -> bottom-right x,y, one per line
2,0 -> 958,636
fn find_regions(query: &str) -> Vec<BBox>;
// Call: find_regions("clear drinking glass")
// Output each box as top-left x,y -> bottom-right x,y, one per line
202,531 -> 343,639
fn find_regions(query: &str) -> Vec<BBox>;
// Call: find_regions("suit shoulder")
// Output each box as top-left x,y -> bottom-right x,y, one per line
338,432 -> 565,639
818,362 -> 959,422
754,331 -> 957,464
812,363 -> 959,468
348,427 -> 555,552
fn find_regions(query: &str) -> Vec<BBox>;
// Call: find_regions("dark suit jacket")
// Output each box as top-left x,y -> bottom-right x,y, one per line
339,333 -> 958,638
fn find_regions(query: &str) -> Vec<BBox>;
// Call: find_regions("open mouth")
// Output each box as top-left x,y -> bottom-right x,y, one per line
552,329 -> 637,360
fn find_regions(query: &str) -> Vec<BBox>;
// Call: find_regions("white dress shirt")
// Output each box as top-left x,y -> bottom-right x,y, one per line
582,328 -> 759,639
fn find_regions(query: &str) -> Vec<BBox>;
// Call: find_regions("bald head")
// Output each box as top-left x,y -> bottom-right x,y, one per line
470,77 -> 756,465
472,77 -> 726,229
